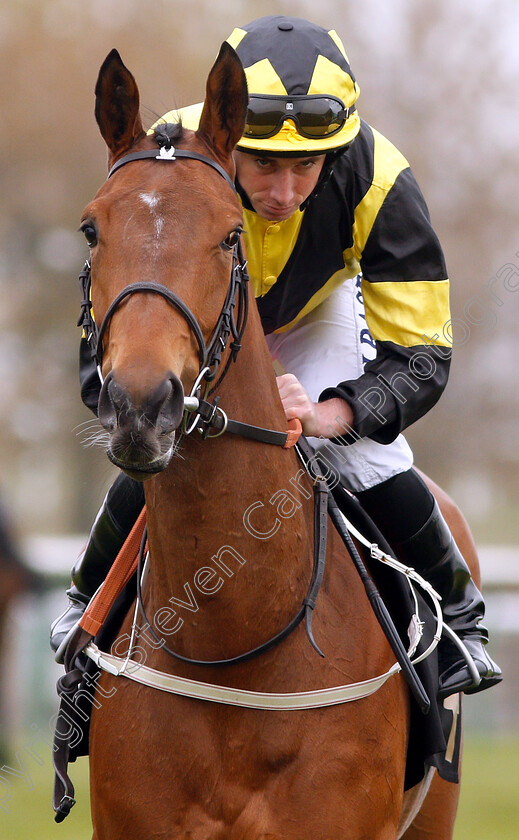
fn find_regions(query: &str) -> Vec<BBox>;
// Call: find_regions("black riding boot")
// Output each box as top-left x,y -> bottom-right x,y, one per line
394,500 -> 502,698
50,473 -> 144,663
357,469 -> 502,699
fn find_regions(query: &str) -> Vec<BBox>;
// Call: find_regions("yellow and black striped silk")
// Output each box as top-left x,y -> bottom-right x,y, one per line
244,119 -> 451,443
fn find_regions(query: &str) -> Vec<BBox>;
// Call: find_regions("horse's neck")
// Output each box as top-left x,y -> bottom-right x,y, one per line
143,307 -> 314,657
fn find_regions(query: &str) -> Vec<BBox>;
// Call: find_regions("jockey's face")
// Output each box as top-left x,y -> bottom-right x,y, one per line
234,151 -> 326,221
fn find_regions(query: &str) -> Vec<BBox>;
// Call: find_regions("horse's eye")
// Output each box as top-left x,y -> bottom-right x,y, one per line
80,223 -> 98,248
220,228 -> 242,251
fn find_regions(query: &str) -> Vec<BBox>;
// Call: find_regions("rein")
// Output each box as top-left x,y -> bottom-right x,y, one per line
133,479 -> 329,667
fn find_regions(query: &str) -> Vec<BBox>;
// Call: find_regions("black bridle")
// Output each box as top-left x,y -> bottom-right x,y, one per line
77,141 -> 250,394
73,136 -> 329,668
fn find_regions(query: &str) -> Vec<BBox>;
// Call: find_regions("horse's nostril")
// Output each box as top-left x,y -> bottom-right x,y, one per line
109,378 -> 131,413
152,373 -> 185,434
97,372 -> 119,432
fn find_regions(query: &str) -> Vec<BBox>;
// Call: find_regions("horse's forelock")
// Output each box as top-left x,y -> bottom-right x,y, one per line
153,121 -> 184,148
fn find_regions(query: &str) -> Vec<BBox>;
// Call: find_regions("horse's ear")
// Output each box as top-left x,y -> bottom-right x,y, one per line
94,49 -> 145,160
196,42 -> 248,162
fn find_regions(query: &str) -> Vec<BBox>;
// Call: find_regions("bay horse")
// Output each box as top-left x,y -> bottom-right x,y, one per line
80,44 -> 463,839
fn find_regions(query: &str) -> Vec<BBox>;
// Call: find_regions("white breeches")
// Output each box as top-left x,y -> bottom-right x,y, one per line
265,275 -> 414,493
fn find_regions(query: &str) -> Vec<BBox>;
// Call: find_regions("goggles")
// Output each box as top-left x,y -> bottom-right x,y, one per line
244,94 -> 355,140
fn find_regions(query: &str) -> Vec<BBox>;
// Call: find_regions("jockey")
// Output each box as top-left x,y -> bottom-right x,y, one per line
51,16 -> 501,699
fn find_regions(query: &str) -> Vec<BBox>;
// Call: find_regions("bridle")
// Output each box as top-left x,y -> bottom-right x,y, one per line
77,134 -> 304,448
77,138 -> 250,401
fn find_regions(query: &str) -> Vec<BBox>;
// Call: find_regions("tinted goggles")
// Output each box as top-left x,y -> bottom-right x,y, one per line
244,94 -> 355,140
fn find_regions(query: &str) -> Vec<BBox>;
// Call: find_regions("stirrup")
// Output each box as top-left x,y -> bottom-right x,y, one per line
441,624 -> 481,690
438,626 -> 502,698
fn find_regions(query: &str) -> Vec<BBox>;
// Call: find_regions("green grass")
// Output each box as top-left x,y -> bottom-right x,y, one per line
1,734 -> 518,838
0,750 -> 92,839
455,735 -> 519,839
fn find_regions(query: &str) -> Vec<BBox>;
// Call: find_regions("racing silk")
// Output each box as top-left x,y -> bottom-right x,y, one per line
240,119 -> 451,444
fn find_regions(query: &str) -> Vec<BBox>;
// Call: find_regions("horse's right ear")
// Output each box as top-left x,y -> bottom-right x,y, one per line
94,49 -> 145,161
196,42 -> 248,162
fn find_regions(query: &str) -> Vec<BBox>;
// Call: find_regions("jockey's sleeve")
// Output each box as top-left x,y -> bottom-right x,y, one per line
320,160 -> 451,444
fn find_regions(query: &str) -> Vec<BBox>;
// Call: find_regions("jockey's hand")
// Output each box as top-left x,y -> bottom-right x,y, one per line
276,373 -> 355,439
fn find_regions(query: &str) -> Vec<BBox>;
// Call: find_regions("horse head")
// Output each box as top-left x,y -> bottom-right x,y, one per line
81,45 -> 248,478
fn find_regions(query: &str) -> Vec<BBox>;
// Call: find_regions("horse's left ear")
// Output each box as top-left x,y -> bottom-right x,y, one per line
196,42 -> 248,162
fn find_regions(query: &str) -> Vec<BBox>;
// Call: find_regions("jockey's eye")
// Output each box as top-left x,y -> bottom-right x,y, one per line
220,228 -> 243,252
80,222 -> 98,248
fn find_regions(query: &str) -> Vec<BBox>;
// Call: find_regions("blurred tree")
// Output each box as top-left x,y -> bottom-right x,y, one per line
1,0 -> 517,539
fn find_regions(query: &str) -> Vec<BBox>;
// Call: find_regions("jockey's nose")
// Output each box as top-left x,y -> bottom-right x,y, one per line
269,169 -> 297,206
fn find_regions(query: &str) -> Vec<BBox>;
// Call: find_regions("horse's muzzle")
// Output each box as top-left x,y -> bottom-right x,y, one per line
97,370 -> 185,477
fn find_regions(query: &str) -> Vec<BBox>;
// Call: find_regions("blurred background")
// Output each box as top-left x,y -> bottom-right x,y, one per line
0,0 -> 518,837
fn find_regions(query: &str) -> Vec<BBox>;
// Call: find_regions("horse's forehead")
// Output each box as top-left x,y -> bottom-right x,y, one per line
93,163 -> 228,212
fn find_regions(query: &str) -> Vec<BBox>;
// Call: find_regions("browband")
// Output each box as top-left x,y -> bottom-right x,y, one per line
107,147 -> 236,192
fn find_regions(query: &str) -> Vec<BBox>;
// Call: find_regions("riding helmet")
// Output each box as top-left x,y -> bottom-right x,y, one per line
229,16 -> 361,155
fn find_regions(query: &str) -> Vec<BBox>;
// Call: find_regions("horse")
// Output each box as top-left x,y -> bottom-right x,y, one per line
78,44 -> 465,839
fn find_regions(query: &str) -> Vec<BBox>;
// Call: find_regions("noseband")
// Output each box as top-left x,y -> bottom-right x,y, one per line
77,139 -> 249,395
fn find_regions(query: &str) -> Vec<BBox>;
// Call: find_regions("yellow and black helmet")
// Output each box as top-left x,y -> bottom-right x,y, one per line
229,16 -> 361,155
157,17 -> 360,158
